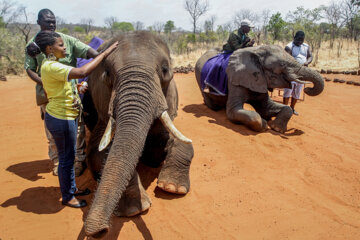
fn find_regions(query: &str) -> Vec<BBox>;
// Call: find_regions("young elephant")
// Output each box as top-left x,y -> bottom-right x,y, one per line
83,31 -> 194,237
195,45 -> 324,133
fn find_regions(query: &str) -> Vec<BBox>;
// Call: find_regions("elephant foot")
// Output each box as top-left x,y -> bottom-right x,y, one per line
157,160 -> 191,195
268,119 -> 286,133
114,173 -> 152,217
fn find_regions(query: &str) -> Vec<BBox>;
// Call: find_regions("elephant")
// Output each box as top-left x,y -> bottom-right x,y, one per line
82,31 -> 194,237
195,45 -> 324,133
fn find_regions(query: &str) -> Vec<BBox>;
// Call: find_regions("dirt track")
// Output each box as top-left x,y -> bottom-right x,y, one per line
1,73 -> 360,240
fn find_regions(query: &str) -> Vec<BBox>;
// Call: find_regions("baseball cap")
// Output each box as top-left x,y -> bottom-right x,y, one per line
240,19 -> 254,28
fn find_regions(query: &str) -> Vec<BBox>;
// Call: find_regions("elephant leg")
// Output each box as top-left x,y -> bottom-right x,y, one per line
87,120 -> 109,180
114,171 -> 152,217
157,138 -> 194,194
251,96 -> 293,133
267,102 -> 293,133
226,106 -> 268,132
202,91 -> 227,111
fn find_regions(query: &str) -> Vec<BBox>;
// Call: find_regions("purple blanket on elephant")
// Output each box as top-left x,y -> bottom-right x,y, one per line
200,52 -> 231,96
77,36 -> 104,84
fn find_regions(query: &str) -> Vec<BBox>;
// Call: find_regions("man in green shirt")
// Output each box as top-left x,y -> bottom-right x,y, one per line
24,9 -> 99,176
222,19 -> 255,53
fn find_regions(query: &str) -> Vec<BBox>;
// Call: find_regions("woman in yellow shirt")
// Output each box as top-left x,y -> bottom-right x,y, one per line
26,31 -> 118,208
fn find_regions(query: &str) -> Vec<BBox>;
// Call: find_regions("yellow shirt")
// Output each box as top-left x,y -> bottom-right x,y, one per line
41,60 -> 80,120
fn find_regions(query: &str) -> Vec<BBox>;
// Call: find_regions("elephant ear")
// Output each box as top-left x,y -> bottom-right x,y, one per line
226,50 -> 268,93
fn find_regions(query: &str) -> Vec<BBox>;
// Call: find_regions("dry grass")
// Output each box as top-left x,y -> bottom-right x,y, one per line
172,40 -> 360,71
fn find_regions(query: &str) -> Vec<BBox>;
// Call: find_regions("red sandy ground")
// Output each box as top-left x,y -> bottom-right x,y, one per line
0,73 -> 360,240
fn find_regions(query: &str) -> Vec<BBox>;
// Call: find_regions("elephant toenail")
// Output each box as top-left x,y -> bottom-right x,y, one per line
157,182 -> 164,188
177,186 -> 187,194
165,184 -> 176,192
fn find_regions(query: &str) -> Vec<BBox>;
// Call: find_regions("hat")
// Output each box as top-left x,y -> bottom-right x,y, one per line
240,19 -> 254,28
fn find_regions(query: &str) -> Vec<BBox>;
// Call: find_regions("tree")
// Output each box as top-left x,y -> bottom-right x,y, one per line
152,21 -> 164,34
233,9 -> 259,29
184,0 -> 209,34
112,22 -> 134,32
74,26 -> 85,33
133,21 -> 144,30
12,5 -> 32,44
80,18 -> 94,34
204,15 -> 216,35
105,16 -> 118,36
164,20 -> 175,34
0,0 -> 16,28
266,12 -> 286,41
260,9 -> 271,43
322,2 -> 343,48
341,0 -> 360,40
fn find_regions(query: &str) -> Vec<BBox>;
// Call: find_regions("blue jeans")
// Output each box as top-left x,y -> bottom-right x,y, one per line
45,112 -> 78,202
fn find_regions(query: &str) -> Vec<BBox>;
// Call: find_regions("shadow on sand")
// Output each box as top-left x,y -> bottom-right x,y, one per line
1,186 -> 64,214
76,163 -> 184,239
183,103 -> 304,139
6,159 -> 52,181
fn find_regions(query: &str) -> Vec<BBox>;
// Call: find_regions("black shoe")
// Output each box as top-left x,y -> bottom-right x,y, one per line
62,199 -> 87,208
74,188 -> 91,196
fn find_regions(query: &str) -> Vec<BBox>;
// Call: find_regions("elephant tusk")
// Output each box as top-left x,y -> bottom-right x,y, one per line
98,116 -> 116,151
160,111 -> 192,144
294,78 -> 311,84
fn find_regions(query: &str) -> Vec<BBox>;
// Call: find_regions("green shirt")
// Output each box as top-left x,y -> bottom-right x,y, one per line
24,32 -> 90,73
24,32 -> 90,106
41,60 -> 80,120
222,29 -> 248,53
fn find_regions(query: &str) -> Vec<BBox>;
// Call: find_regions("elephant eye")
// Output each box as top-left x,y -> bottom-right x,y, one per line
162,64 -> 169,74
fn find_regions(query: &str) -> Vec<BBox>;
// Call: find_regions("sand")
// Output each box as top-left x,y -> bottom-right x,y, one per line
1,73 -> 360,240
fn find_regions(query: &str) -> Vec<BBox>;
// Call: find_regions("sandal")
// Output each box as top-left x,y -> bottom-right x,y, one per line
74,188 -> 91,196
62,199 -> 87,208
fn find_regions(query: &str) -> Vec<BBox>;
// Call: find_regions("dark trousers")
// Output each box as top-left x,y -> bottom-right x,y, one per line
45,112 -> 77,202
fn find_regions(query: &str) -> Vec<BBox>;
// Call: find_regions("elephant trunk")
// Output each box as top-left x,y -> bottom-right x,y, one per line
298,66 -> 324,96
84,73 -> 164,237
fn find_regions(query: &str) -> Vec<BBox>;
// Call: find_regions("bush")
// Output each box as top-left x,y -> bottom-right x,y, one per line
0,28 -> 26,75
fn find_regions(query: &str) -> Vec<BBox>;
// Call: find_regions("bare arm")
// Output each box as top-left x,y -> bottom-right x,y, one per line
68,41 -> 118,80
304,47 -> 313,66
26,68 -> 43,86
284,46 -> 292,55
86,47 -> 99,58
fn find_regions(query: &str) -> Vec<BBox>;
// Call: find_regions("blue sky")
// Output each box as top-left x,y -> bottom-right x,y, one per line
15,0 -> 331,31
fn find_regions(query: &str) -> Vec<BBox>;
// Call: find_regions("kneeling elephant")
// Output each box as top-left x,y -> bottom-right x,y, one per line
195,45 -> 324,133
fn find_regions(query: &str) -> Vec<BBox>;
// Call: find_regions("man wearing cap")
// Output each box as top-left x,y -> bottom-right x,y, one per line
283,30 -> 313,116
223,19 -> 255,53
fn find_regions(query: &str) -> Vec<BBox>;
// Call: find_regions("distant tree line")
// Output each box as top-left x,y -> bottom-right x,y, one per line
1,0 -> 360,76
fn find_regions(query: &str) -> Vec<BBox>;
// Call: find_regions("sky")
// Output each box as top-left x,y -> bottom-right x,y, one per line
14,0 -> 332,31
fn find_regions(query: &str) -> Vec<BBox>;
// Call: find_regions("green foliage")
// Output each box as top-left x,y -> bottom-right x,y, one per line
112,22 -> 134,32
266,12 -> 286,41
174,34 -> 189,54
74,26 -> 85,33
186,33 -> 196,43
216,25 -> 229,43
57,28 -> 69,34
0,16 -> 5,28
83,34 -> 93,43
0,28 -> 25,75
164,20 -> 175,34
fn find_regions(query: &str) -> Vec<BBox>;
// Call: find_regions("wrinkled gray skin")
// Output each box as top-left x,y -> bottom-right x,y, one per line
83,31 -> 194,238
195,45 -> 324,133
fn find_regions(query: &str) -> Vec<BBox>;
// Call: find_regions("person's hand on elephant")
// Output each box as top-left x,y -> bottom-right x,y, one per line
103,41 -> 119,57
248,39 -> 255,47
